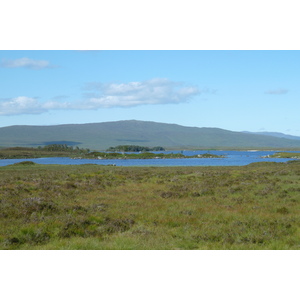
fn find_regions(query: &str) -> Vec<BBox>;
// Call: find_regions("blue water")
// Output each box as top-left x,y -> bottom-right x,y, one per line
0,150 -> 299,167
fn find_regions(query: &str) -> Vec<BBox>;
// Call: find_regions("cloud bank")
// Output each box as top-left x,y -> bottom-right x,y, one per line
83,78 -> 200,108
1,57 -> 55,70
0,78 -> 201,116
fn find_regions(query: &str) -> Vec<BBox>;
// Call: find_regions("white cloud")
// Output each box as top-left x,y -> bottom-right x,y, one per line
0,79 -> 203,115
265,89 -> 288,95
0,96 -> 75,116
1,57 -> 55,70
82,78 -> 200,108
0,97 -> 46,115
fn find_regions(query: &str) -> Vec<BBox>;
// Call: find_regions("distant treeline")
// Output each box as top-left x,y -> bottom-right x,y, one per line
38,144 -> 90,153
107,145 -> 165,152
0,144 -> 90,159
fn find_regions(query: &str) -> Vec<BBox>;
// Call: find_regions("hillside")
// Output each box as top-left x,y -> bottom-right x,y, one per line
242,131 -> 300,141
1,120 -> 300,150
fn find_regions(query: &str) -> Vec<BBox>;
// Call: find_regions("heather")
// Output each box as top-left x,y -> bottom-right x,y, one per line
1,161 -> 300,249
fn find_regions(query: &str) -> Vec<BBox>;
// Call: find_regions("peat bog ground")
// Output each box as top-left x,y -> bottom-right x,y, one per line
1,160 -> 300,250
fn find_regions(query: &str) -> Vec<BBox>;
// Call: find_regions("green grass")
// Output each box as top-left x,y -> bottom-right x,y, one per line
1,161 -> 300,249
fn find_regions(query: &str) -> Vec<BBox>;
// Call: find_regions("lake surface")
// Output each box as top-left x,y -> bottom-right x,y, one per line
0,150 -> 299,167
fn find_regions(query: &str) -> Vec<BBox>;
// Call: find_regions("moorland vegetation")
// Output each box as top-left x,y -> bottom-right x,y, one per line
1,160 -> 300,250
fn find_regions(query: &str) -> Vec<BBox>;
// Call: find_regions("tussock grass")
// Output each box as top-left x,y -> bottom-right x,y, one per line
1,162 -> 300,249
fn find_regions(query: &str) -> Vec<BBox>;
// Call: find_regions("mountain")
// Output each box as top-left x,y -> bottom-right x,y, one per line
1,120 -> 300,150
242,131 -> 300,141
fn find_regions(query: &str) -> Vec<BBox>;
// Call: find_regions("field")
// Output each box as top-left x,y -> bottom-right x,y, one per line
1,160 -> 300,250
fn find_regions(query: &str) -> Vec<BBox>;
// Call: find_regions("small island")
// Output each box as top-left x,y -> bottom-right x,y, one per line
266,152 -> 300,159
106,145 -> 165,152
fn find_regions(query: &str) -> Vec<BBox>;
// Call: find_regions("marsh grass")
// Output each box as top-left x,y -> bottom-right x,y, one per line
1,161 -> 300,249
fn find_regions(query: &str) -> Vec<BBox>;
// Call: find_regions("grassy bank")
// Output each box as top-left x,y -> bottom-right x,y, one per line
1,161 -> 300,249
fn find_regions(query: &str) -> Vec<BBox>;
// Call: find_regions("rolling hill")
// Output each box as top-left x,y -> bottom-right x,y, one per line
1,120 -> 300,150
242,131 -> 300,141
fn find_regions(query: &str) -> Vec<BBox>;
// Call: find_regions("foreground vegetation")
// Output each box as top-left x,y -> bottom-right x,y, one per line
1,161 -> 300,249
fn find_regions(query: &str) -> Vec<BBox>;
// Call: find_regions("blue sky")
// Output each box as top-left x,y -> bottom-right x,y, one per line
1,50 -> 300,136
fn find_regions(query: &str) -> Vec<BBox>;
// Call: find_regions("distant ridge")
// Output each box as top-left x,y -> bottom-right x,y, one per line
1,120 -> 300,150
242,131 -> 300,141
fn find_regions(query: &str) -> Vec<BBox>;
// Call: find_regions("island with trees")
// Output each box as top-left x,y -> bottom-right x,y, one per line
106,145 -> 165,152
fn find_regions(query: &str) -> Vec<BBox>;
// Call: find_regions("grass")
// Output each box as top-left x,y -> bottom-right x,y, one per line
1,161 -> 300,249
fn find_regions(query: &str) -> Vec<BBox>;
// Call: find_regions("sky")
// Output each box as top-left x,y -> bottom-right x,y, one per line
1,50 -> 299,136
